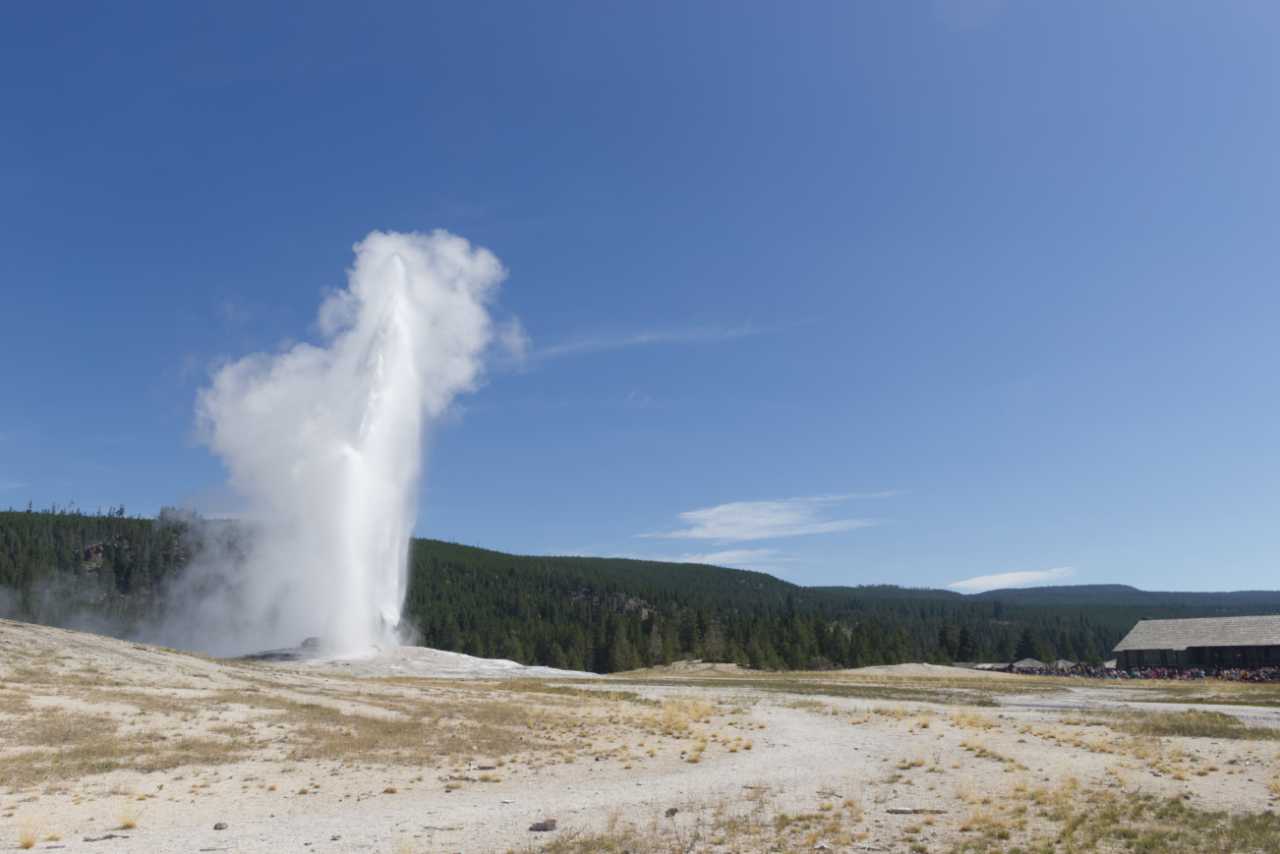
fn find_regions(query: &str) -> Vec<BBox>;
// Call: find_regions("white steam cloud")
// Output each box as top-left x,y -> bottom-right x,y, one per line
156,230 -> 511,657
947,566 -> 1075,594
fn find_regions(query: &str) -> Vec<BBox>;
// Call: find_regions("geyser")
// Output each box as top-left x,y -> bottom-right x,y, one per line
163,230 -> 512,657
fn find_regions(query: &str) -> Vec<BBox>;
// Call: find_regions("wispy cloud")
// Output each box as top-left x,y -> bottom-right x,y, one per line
531,322 -> 759,361
557,546 -> 794,573
0,480 -> 26,490
672,548 -> 793,570
947,566 -> 1075,594
218,297 -> 253,327
622,389 -> 659,409
640,493 -> 894,542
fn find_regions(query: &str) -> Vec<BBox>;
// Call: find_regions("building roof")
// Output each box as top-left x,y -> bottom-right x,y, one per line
1114,615 -> 1280,653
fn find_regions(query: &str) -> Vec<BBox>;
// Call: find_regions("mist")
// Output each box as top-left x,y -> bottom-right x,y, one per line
151,230 -> 513,657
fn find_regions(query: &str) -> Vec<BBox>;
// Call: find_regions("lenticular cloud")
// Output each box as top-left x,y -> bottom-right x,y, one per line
163,230 -> 511,657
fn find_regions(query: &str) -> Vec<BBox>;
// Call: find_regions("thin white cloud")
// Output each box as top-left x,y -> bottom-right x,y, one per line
947,566 -> 1075,594
640,494 -> 889,542
672,548 -> 793,570
532,323 -> 759,361
557,547 -> 793,573
497,318 -> 531,361
0,479 -> 25,490
218,297 -> 253,326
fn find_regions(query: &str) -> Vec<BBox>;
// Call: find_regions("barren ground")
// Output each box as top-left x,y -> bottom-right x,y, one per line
2,619 -> 1279,853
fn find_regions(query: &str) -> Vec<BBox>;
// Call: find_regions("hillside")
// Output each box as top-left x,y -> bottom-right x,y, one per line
974,584 -> 1280,610
4,509 -> 1280,672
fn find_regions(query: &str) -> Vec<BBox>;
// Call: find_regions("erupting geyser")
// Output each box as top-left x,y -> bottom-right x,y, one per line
168,230 -> 514,657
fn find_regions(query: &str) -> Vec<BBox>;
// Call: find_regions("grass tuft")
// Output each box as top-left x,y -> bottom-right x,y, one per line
1115,709 -> 1279,741
16,820 -> 38,850
117,804 -> 139,830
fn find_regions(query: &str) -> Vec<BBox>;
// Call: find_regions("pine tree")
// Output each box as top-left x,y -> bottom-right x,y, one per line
1014,628 -> 1038,661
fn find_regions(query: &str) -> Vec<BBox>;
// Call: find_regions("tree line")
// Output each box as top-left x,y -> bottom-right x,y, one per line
4,508 -> 1278,673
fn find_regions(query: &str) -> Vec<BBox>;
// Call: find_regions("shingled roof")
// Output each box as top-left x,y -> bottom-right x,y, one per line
1114,615 -> 1280,652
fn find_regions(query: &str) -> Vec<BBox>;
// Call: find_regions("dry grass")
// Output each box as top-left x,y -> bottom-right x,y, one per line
657,698 -> 714,734
0,700 -> 253,790
1148,680 -> 1280,709
959,739 -> 1026,771
950,710 -> 998,731
0,732 -> 247,791
948,776 -> 1280,853
16,819 -> 39,850
1,651 -> 735,795
1022,718 -> 1213,778
1114,708 -> 1280,741
612,672 -> 1018,706
1,706 -> 118,746
491,679 -> 654,706
117,803 -> 139,830
537,791 -> 865,853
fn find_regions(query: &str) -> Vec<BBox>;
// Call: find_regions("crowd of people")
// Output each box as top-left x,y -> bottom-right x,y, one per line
1105,665 -> 1280,681
1107,665 -> 1280,681
1210,666 -> 1280,682
1108,666 -> 1207,680
989,662 -> 1280,681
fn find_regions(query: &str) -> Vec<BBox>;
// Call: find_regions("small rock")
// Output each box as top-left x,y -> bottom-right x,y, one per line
529,819 -> 558,832
213,822 -> 228,831
665,807 -> 679,818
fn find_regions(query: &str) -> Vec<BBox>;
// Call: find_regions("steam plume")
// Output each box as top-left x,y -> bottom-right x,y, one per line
158,230 -> 510,657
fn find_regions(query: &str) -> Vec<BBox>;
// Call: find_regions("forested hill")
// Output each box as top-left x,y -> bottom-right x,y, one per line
972,584 -> 1280,609
4,509 -> 1280,673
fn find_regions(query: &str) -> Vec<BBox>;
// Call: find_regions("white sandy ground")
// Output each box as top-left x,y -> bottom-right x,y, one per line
296,646 -> 598,681
1,619 -> 1279,853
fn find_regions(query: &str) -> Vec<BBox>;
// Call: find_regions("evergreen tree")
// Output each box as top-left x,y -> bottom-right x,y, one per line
1014,628 -> 1038,661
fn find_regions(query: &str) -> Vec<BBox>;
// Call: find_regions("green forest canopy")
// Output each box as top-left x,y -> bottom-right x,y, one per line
4,508 -> 1280,673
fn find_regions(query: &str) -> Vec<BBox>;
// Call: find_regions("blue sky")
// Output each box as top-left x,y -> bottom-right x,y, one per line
3,2 -> 1279,593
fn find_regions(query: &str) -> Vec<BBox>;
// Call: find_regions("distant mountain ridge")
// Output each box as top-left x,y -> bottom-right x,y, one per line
970,584 -> 1280,609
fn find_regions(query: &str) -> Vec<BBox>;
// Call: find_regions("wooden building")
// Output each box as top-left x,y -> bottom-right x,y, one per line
1113,615 -> 1280,669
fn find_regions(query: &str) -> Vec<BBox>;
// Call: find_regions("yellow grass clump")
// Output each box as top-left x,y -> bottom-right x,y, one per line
117,804 -> 140,830
659,698 -> 714,733
16,819 -> 39,850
